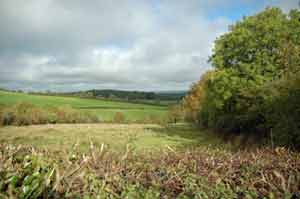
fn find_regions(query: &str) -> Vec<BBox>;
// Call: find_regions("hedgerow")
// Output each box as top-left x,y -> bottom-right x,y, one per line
0,102 -> 99,126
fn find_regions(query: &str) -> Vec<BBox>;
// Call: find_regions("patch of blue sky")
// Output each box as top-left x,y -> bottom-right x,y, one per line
205,0 -> 270,21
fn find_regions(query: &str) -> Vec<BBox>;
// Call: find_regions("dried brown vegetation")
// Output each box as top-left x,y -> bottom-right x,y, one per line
0,144 -> 299,198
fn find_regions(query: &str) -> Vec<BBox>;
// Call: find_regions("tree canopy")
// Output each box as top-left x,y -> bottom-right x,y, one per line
183,7 -> 300,149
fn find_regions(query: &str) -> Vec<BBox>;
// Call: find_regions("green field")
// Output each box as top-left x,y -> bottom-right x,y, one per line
0,90 -> 223,152
0,91 -> 168,122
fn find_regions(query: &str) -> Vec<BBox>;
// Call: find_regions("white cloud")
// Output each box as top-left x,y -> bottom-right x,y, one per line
0,0 -> 297,91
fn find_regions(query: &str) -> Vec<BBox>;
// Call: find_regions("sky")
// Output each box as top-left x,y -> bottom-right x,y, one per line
0,0 -> 298,92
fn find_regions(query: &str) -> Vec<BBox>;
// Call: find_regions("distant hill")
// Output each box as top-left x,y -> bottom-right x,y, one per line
29,89 -> 187,105
64,89 -> 186,101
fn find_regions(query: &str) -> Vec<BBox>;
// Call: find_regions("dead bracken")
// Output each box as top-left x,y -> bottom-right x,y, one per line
0,144 -> 299,198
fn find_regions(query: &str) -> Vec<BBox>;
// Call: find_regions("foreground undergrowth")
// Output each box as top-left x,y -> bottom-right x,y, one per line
0,144 -> 299,199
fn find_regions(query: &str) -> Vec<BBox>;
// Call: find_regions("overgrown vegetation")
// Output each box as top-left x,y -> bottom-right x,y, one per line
183,7 -> 300,149
0,102 -> 99,126
0,144 -> 299,199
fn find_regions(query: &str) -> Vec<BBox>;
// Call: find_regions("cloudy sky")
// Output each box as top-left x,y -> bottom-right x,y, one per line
0,0 -> 298,92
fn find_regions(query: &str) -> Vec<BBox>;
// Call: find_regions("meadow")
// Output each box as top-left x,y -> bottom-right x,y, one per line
0,91 -> 299,198
0,90 -> 168,122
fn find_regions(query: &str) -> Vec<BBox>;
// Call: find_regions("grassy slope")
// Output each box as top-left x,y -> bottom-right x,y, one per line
0,91 -> 167,121
0,123 -> 225,152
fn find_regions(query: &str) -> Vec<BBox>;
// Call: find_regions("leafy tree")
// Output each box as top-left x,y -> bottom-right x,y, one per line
185,7 -> 300,148
182,71 -> 210,123
203,8 -> 300,132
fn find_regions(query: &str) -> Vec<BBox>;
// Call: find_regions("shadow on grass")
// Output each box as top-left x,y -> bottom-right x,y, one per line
146,123 -> 226,149
146,124 -> 199,138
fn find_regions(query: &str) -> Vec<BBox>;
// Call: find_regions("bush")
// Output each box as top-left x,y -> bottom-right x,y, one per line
265,74 -> 300,149
0,110 -> 15,125
113,112 -> 125,123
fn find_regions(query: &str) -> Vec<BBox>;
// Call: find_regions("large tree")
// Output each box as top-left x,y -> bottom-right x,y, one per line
187,7 -> 300,142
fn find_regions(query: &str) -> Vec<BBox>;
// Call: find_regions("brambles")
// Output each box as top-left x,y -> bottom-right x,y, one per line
0,144 -> 299,198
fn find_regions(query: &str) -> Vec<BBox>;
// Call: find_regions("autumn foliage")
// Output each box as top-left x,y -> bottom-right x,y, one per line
183,7 -> 300,149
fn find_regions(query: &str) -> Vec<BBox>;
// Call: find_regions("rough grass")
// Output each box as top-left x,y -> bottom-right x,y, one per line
0,143 -> 299,199
0,91 -> 168,122
0,123 -> 225,152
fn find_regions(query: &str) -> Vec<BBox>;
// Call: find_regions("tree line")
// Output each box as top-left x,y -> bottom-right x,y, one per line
183,7 -> 300,149
28,89 -> 186,106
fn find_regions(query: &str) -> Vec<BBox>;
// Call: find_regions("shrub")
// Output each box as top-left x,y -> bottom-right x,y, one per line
265,74 -> 300,149
113,112 -> 125,123
0,110 -> 15,125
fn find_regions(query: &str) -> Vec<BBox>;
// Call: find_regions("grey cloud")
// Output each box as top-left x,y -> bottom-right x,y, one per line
0,0 -> 297,91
